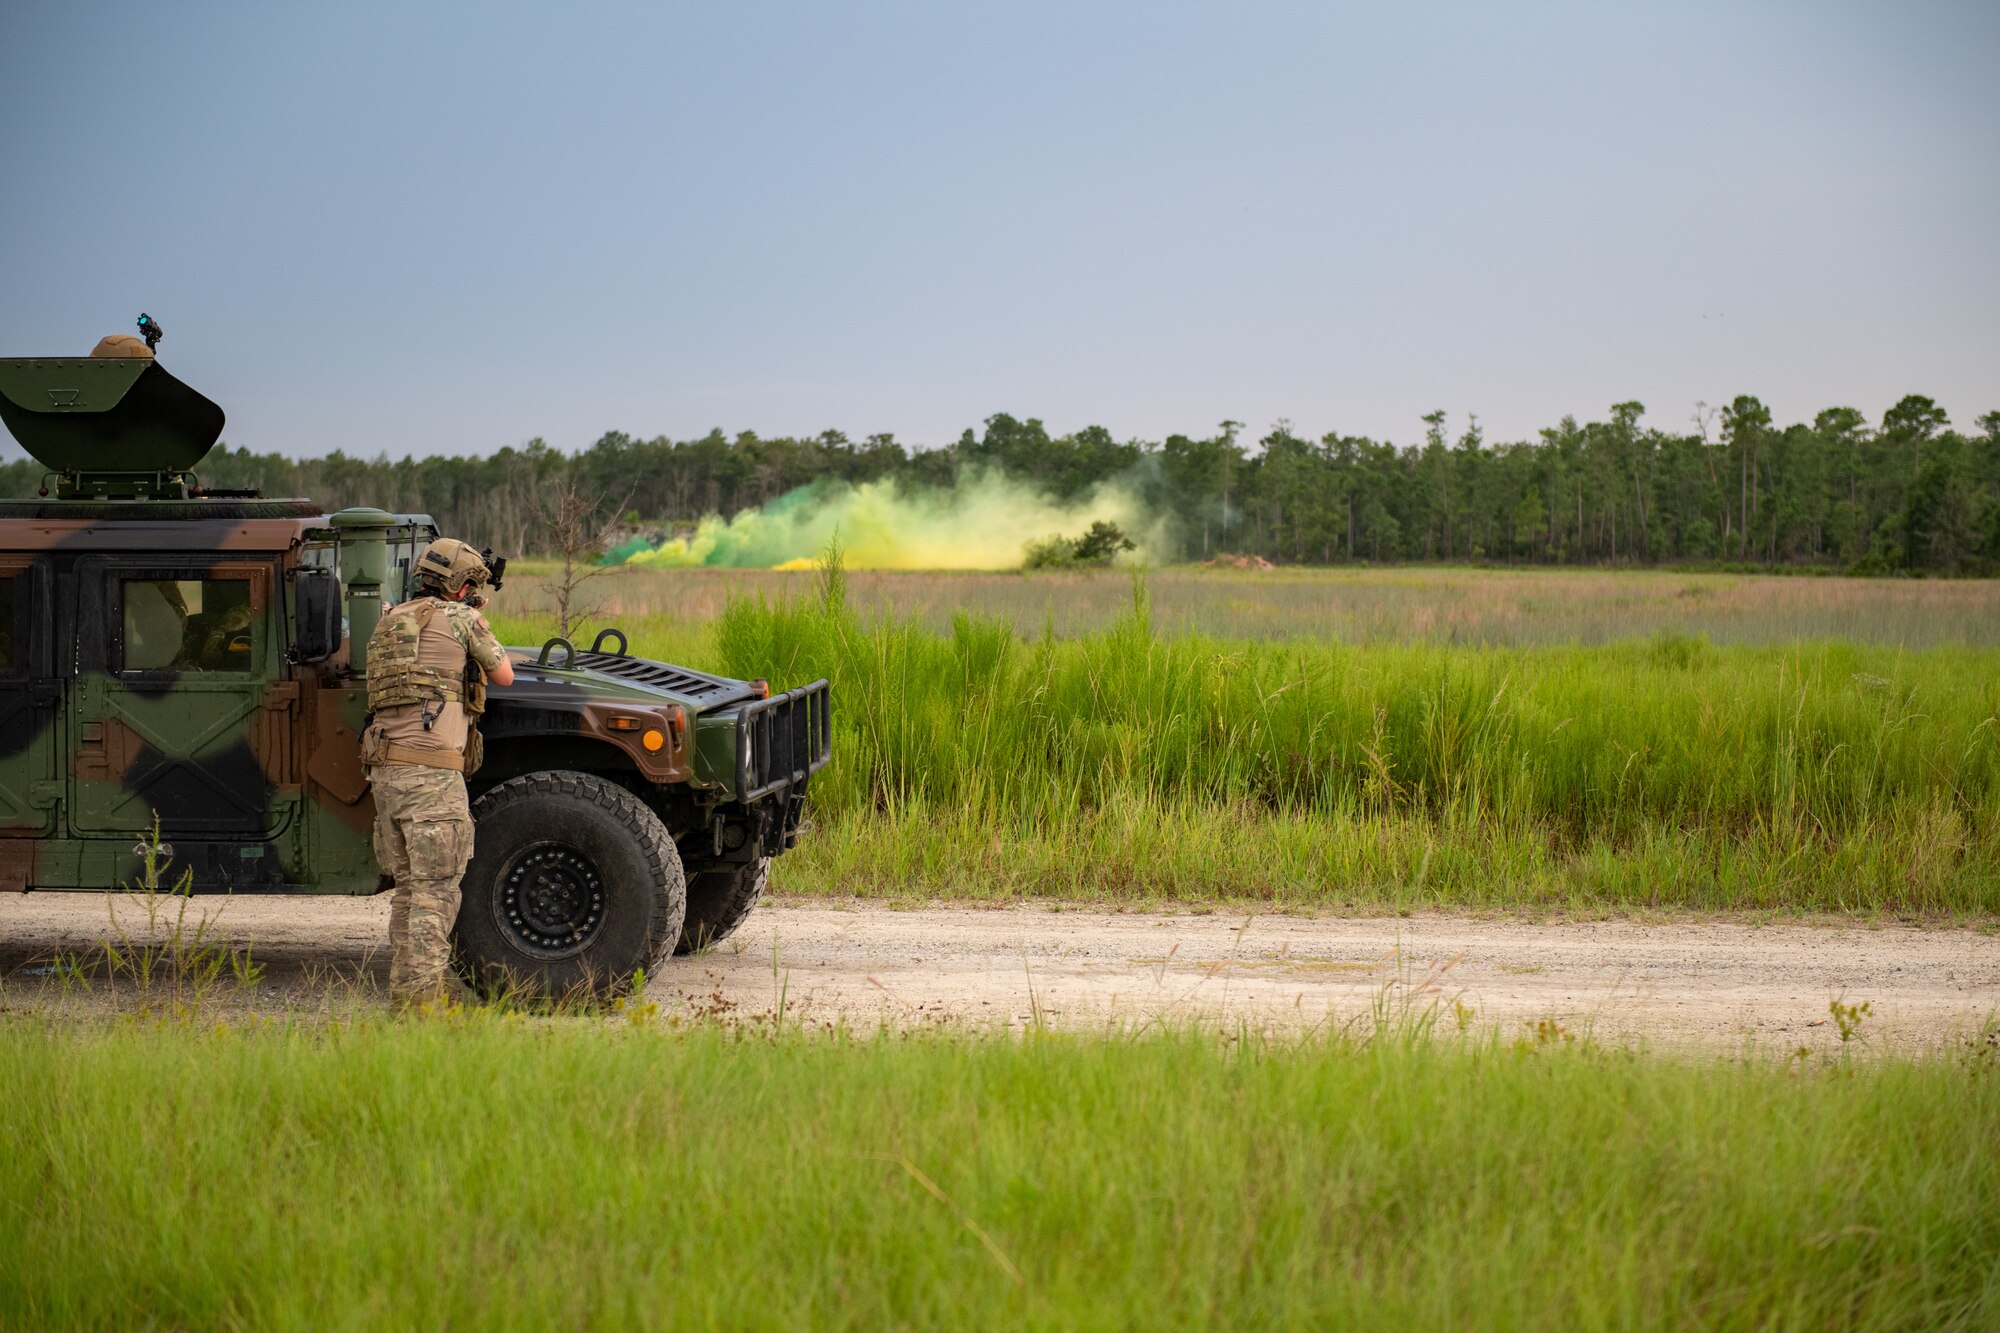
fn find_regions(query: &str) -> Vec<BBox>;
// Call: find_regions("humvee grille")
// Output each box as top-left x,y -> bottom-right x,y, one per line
572,652 -> 754,703
737,679 -> 833,803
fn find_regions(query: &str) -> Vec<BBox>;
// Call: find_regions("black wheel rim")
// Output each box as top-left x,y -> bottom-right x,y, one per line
494,843 -> 607,959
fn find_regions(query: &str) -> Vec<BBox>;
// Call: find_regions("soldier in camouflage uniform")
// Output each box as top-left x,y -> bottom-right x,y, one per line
362,538 -> 514,1006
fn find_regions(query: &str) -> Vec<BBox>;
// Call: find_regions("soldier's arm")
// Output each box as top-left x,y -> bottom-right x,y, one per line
456,607 -> 514,686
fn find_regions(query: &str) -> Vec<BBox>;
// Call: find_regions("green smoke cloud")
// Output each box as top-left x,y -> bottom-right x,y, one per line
625,469 -> 1168,571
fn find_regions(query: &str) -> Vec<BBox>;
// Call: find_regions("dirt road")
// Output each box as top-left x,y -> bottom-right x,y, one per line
4,894 -> 1995,1049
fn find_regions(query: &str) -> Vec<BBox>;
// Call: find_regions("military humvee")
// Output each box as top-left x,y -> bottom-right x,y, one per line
0,339 -> 829,995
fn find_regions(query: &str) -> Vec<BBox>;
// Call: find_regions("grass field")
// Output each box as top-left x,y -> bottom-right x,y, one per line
4,1015 -> 1995,1330
489,565 -> 2000,915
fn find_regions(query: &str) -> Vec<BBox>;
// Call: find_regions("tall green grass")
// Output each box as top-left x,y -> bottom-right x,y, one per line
495,576 -> 2000,912
3,1017 -> 1994,1329
719,577 -> 1998,912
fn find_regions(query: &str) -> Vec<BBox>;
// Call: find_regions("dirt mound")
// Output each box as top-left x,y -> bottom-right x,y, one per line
1202,553 -> 1275,570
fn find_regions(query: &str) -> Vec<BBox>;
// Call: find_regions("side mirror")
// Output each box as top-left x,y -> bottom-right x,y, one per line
293,568 -> 342,663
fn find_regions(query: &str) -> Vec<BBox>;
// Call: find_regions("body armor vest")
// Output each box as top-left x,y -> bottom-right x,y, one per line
365,599 -> 465,712
363,597 -> 488,774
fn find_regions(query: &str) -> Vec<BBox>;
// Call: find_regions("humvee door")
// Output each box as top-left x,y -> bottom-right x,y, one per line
69,557 -> 298,840
0,556 -> 58,836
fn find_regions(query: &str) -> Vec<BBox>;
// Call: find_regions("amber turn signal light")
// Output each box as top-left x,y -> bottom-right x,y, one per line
607,716 -> 641,731
641,728 -> 666,752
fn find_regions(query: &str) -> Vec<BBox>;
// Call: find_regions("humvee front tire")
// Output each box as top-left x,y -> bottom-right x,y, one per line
455,772 -> 686,999
675,856 -> 769,954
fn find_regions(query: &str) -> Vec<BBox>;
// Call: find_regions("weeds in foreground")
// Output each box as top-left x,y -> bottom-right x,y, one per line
1831,996 -> 1874,1043
1519,1016 -> 1577,1049
41,817 -> 263,1021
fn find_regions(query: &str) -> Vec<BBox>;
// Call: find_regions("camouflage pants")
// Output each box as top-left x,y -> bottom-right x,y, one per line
370,763 -> 473,1003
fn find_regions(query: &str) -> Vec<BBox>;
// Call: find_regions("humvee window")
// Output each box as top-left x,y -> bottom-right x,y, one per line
121,577 -> 255,672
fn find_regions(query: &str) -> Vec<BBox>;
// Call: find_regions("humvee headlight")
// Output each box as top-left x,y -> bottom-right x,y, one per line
641,728 -> 666,752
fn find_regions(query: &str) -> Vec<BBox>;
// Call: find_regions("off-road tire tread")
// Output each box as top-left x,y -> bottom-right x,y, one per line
675,856 -> 769,954
457,770 -> 685,998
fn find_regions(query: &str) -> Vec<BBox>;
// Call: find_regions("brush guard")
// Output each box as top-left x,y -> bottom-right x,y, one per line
735,679 -> 832,804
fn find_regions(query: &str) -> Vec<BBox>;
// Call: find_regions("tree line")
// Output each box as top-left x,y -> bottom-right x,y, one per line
4,393 -> 1994,571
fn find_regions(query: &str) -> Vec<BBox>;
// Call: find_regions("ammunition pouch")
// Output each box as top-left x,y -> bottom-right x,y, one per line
461,661 -> 487,775
366,665 -> 466,713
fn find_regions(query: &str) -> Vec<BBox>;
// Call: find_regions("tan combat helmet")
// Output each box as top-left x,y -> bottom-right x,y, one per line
414,538 -> 492,597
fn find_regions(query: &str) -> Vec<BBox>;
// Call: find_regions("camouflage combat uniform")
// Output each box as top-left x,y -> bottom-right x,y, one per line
362,594 -> 507,1003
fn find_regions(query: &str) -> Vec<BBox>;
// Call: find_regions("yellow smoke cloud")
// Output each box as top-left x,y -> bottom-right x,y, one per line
627,469 -> 1165,571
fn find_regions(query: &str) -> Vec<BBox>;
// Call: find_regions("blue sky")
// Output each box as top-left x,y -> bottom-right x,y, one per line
2,2 -> 1994,459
